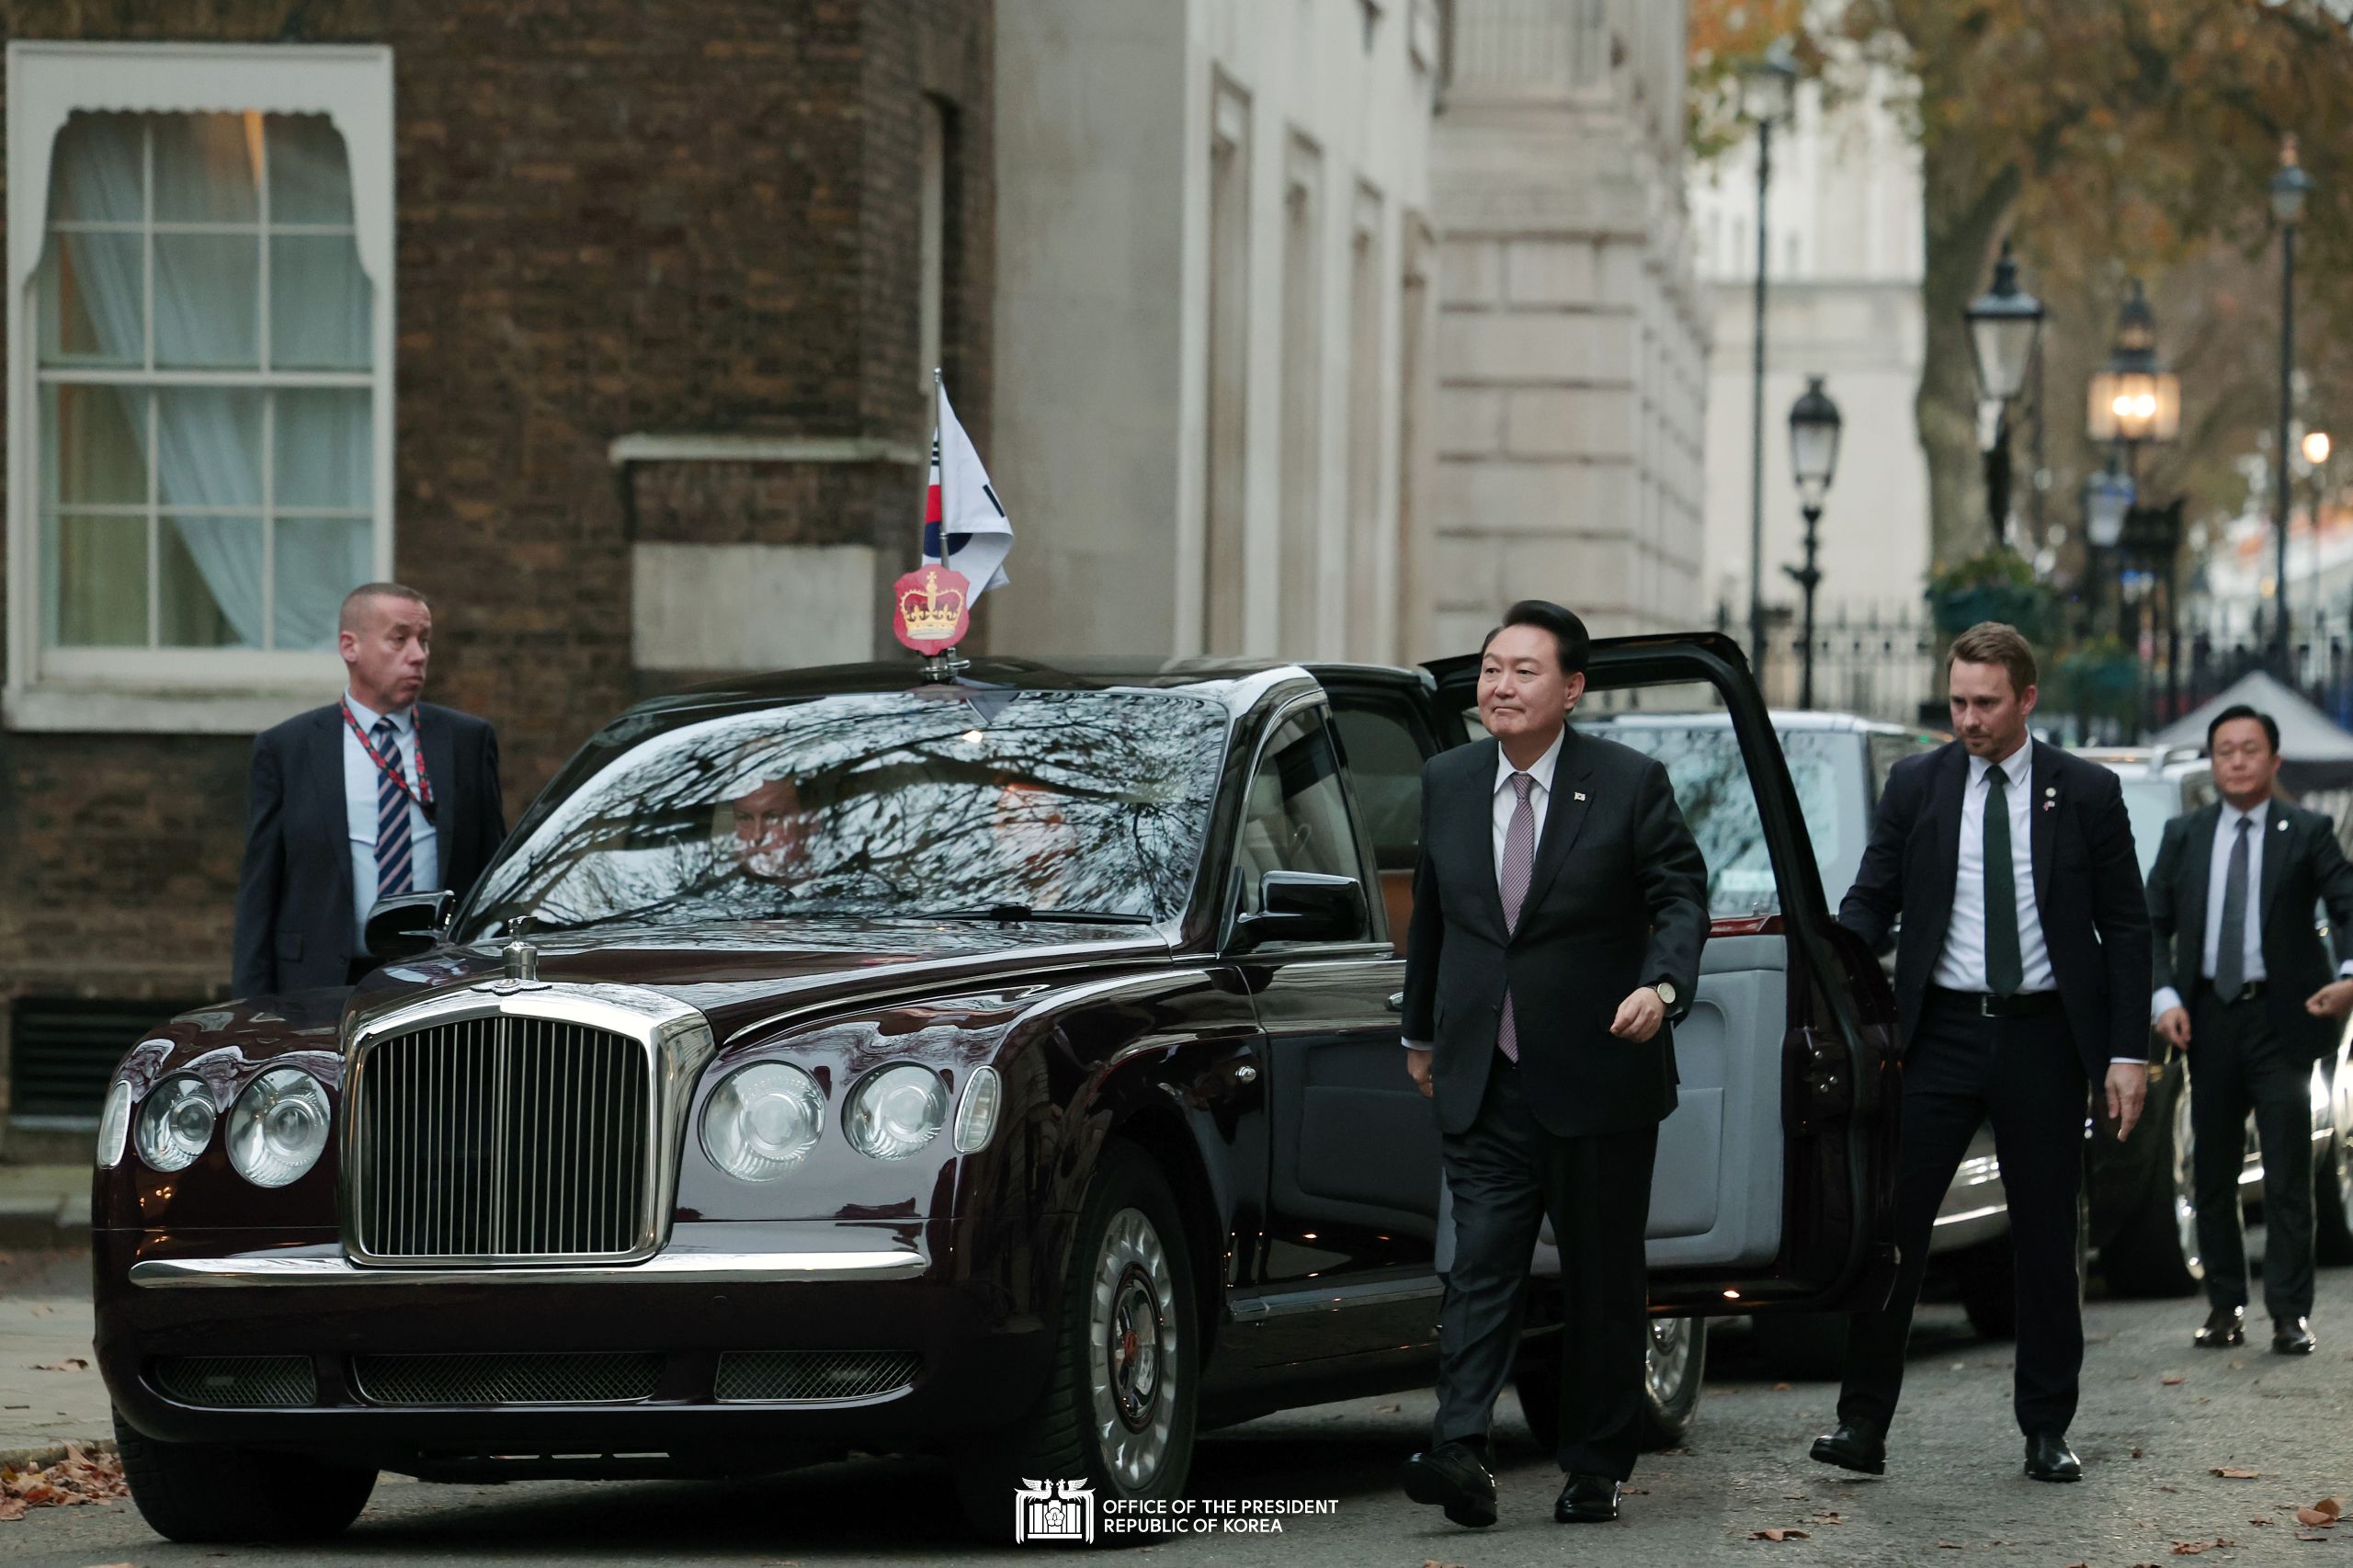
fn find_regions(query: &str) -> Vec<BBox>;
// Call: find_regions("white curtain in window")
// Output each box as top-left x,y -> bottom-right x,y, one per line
52,112 -> 369,650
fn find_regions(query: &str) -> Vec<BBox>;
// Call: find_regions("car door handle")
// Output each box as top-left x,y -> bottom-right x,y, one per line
1387,991 -> 1404,1013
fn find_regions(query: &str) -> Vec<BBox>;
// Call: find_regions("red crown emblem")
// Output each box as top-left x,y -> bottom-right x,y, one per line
892,564 -> 972,653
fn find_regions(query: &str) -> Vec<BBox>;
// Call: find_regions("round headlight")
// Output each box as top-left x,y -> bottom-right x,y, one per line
97,1079 -> 133,1169
226,1069 -> 331,1188
845,1064 -> 949,1161
703,1062 -> 825,1180
134,1075 -> 216,1173
953,1065 -> 1002,1153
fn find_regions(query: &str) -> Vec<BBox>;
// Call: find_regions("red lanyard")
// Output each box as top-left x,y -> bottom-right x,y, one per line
341,699 -> 437,820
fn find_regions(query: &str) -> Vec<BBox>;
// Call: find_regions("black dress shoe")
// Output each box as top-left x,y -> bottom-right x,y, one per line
1808,1419 -> 1887,1475
2195,1305 -> 2246,1348
1555,1471 -> 1622,1524
2272,1316 -> 2316,1355
2023,1430 -> 2081,1483
1400,1440 -> 1497,1528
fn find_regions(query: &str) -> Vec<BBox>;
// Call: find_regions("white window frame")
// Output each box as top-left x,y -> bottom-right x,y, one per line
5,41 -> 395,733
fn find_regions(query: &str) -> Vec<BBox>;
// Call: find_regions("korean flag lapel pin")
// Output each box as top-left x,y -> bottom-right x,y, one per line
1574,790 -> 1588,802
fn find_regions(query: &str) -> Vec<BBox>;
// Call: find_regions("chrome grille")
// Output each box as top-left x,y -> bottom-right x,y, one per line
352,1352 -> 660,1404
152,1355 -> 316,1407
351,1015 -> 653,1262
714,1351 -> 922,1403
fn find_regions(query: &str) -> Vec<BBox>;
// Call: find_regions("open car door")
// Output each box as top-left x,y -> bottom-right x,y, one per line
1426,631 -> 1902,1316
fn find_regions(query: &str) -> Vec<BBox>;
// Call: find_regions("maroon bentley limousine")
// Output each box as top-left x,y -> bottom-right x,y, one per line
94,633 -> 1901,1543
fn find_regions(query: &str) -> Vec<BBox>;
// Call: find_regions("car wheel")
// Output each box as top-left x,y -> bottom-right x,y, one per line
954,1143 -> 1198,1543
1746,1312 -> 1850,1381
2100,1071 -> 2204,1297
1512,1317 -> 1706,1454
114,1409 -> 373,1542
2314,1064 -> 2353,1265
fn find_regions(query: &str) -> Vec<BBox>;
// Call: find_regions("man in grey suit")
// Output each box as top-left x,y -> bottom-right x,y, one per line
2147,703 -> 2353,1355
1395,600 -> 1707,1528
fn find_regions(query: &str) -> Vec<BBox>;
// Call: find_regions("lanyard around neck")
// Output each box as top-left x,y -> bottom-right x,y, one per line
341,699 -> 437,820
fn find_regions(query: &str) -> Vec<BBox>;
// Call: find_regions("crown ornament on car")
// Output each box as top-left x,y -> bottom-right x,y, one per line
899,568 -> 967,639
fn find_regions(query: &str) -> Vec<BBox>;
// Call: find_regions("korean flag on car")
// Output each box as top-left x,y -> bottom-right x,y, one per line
923,375 -> 1012,598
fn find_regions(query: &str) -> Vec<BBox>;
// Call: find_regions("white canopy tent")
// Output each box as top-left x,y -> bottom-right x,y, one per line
2150,670 -> 2353,791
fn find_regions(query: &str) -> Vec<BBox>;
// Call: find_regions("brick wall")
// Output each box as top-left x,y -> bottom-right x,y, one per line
0,0 -> 993,1142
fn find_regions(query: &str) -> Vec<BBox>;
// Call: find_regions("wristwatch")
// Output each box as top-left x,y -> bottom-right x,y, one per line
1654,981 -> 1677,1009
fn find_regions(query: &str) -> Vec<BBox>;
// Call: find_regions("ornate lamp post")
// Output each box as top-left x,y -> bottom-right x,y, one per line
2087,277 -> 2185,714
1782,375 -> 1843,709
1738,41 -> 1799,684
2270,134 -> 2314,673
2304,427 -> 2332,677
2083,457 -> 2135,639
1965,241 -> 2048,548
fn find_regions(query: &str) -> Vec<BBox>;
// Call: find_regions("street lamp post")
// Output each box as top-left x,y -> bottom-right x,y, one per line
2083,457 -> 2135,640
2087,277 -> 2184,714
1783,375 -> 1843,710
2304,427 -> 2332,684
1739,43 -> 1798,687
1965,241 -> 2048,549
2271,134 -> 2314,675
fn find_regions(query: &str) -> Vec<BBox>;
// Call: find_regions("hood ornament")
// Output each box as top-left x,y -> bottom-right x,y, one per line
491,938 -> 548,992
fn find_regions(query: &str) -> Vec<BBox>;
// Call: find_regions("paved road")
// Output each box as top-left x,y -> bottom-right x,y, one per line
7,1249 -> 2349,1565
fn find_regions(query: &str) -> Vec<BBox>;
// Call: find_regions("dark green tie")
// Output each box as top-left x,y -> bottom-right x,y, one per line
1984,762 -> 2022,996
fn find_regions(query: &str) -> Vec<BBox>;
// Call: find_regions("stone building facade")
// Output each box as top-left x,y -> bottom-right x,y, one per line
0,2 -> 991,1154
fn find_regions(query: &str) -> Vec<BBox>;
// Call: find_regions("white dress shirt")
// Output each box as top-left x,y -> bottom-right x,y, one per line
344,690 -> 438,951
1403,728 -> 1565,1050
2149,796 -> 2353,1020
1931,735 -> 2052,994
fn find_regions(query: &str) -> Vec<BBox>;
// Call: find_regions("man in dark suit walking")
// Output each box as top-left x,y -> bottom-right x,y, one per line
2147,704 -> 2353,1356
233,583 -> 506,997
1395,600 -> 1707,1528
1810,622 -> 2150,1483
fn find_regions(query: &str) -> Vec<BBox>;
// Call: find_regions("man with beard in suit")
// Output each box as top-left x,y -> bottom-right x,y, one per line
2147,703 -> 2353,1356
233,583 -> 506,996
1810,621 -> 2150,1483
1395,599 -> 1707,1528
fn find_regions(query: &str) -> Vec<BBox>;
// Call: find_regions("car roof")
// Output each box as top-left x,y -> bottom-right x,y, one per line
1580,708 -> 1927,737
2079,745 -> 2211,778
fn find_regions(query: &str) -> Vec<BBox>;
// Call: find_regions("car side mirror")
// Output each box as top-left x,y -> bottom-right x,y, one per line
364,890 -> 456,963
1233,871 -> 1366,951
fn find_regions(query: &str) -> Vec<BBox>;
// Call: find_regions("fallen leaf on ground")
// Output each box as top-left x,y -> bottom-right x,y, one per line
2213,1467 -> 2262,1479
1372,1403 -> 1400,1414
1623,1486 -> 1649,1495
1750,1528 -> 1810,1541
28,1358 -> 86,1372
2298,1499 -> 2345,1528
1782,1493 -> 1808,1500
1937,1543 -> 1961,1551
1772,1381 -> 1792,1392
2161,1485 -> 2180,1493
2132,1447 -> 2146,1459
2172,1541 -> 2236,1556
0,1445 -> 126,1522
2256,1517 -> 2275,1527
2298,1531 -> 2334,1542
1421,1561 -> 1463,1568
2163,1375 -> 2187,1385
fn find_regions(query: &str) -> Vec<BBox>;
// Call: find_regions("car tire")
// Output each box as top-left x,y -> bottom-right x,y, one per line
1746,1312 -> 1851,1381
2099,1071 -> 2204,1298
953,1142 -> 1198,1544
114,1409 -> 373,1543
1511,1316 -> 1706,1454
2315,1063 -> 2353,1265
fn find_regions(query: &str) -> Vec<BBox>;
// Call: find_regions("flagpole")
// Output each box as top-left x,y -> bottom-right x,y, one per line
928,367 -> 966,680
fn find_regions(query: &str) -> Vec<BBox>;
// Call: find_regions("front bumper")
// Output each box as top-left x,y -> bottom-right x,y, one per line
97,1215 -> 1072,1472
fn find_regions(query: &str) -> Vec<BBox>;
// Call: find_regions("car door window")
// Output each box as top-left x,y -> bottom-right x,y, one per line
1234,710 -> 1370,937
1327,694 -> 1438,955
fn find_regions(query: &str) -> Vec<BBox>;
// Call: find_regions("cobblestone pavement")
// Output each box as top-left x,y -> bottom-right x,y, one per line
6,1246 -> 2347,1565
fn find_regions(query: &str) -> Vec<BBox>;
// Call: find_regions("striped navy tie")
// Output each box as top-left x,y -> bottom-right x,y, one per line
373,717 -> 414,900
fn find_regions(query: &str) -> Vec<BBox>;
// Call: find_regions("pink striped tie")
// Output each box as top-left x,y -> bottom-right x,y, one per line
1496,772 -> 1536,1062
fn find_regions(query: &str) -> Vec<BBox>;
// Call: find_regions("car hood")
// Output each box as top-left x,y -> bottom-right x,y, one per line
347,915 -> 1176,1045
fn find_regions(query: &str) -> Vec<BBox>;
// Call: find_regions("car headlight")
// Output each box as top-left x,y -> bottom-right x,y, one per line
844,1064 -> 949,1160
226,1069 -> 332,1188
97,1080 -> 133,1169
953,1065 -> 1002,1153
703,1062 -> 825,1180
134,1075 -> 215,1173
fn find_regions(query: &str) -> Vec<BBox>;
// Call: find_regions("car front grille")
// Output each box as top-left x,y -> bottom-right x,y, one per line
349,1014 -> 653,1262
714,1350 -> 923,1403
152,1355 -> 317,1407
351,1352 -> 662,1405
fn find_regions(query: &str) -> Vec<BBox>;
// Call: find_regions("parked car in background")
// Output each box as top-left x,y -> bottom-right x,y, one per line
2078,746 -> 2353,1296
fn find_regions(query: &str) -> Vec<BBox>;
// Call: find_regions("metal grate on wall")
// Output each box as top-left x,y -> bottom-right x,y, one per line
9,997 -> 202,1122
152,1355 -> 318,1408
715,1350 -> 921,1403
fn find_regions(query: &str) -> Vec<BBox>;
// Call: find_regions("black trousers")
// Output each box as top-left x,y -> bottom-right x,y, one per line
1837,996 -> 2086,1437
1433,1055 -> 1658,1480
2188,991 -> 2315,1322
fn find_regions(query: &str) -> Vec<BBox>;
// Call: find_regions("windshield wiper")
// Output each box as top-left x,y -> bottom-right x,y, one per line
920,904 -> 1156,926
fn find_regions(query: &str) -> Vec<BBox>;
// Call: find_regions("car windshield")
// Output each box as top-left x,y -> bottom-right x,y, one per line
459,688 -> 1231,937
1579,721 -> 1865,918
2117,778 -> 2184,880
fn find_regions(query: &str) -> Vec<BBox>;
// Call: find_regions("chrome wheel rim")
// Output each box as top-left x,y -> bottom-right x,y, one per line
1644,1318 -> 1693,1407
1088,1208 -> 1179,1489
2173,1085 -> 2204,1279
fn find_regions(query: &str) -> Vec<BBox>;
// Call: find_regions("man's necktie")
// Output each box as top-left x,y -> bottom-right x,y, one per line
1496,772 -> 1536,1062
2214,815 -> 2254,998
1984,762 -> 2022,996
374,718 -> 414,901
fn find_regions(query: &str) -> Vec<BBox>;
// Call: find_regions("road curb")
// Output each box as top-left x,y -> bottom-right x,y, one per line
0,1437 -> 114,1472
